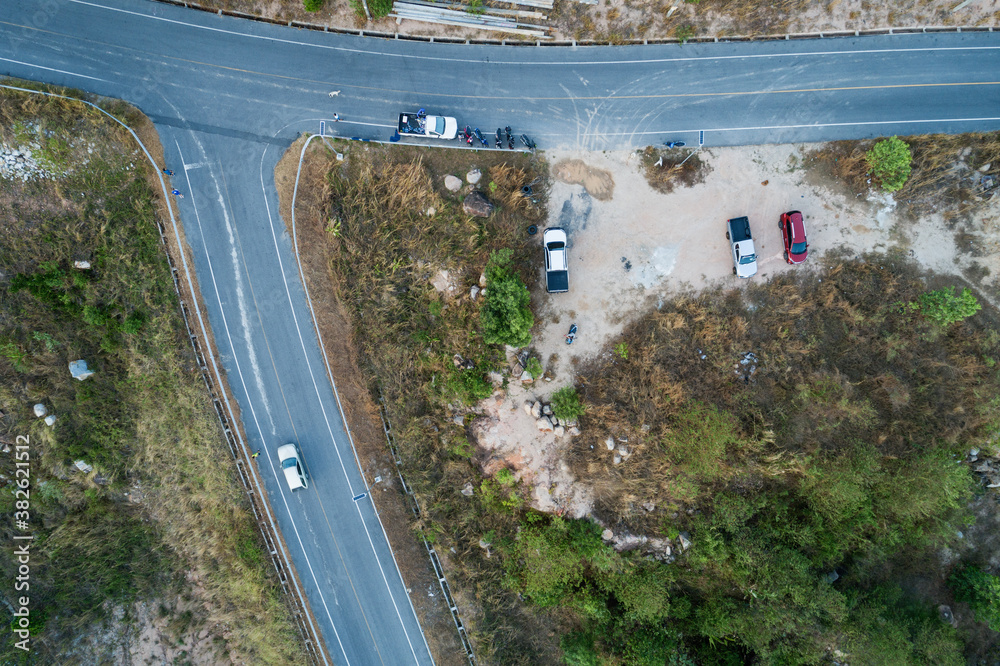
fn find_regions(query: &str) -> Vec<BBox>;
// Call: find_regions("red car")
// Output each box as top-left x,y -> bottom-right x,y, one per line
779,211 -> 809,264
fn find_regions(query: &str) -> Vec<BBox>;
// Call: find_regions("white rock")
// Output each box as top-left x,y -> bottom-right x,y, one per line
69,359 -> 94,381
461,482 -> 474,497
426,207 -> 436,217
542,404 -> 553,416
551,416 -> 560,427
470,286 -> 480,300
73,260 -> 91,270
605,436 -> 615,451
642,501 -> 655,512
554,426 -> 565,437
536,417 -> 554,432
466,168 -> 482,184
613,454 -> 622,464
44,415 -> 56,427
531,402 -> 542,419
568,426 -> 581,437
523,400 -> 534,416
479,272 -> 487,287
601,528 -> 614,541
74,460 -> 93,474
520,370 -> 533,382
33,404 -> 47,418
444,175 -> 462,192
678,532 -> 691,551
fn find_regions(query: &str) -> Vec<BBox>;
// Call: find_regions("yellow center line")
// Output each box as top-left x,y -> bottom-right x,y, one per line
4,19 -> 999,102
219,160 -> 386,665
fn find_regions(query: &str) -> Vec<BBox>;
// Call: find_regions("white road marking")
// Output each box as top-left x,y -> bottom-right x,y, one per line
0,56 -> 108,82
173,138 -> 350,665
581,115 -> 1000,137
258,128 -> 424,663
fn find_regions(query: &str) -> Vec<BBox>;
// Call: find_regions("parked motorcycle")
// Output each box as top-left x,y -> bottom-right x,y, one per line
474,127 -> 488,147
463,126 -> 474,145
520,134 -> 536,152
663,140 -> 686,148
496,128 -> 503,149
505,126 -> 514,150
565,323 -> 578,345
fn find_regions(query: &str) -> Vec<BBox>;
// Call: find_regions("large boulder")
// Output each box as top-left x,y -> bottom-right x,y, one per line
463,191 -> 494,218
444,175 -> 462,192
69,359 -> 94,381
466,168 -> 482,184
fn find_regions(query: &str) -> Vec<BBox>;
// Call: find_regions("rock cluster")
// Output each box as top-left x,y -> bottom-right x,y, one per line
598,526 -> 691,563
602,435 -> 631,464
969,447 -> 1000,489
522,399 -> 580,438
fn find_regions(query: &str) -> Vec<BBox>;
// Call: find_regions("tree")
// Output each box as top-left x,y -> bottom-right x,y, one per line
865,136 -> 912,192
910,287 -> 981,326
480,249 -> 533,347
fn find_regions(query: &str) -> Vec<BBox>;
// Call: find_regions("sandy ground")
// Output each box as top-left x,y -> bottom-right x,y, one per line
471,142 -> 1000,517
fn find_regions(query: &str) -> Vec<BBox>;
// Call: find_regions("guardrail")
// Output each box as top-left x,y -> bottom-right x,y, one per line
377,397 -> 478,666
155,1 -> 993,46
153,219 -> 327,666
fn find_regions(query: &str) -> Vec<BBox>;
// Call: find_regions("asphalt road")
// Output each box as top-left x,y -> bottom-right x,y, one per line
3,1 -> 1000,663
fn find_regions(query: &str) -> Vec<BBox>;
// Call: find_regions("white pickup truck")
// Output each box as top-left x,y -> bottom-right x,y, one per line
397,111 -> 458,140
726,216 -> 758,278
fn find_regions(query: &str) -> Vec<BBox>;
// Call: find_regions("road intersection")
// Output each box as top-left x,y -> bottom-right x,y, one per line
3,1 -> 999,662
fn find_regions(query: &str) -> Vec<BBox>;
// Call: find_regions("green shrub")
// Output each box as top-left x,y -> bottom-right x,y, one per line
303,0 -> 324,10
910,286 -> 981,326
481,249 -> 533,347
866,136 -> 912,192
552,386 -> 585,421
949,565 -> 1000,631
368,0 -> 394,18
526,356 -> 544,379
561,630 -> 598,666
660,402 -> 740,480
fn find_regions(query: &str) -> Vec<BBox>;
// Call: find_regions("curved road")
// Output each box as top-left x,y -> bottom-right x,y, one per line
3,1 -> 1000,663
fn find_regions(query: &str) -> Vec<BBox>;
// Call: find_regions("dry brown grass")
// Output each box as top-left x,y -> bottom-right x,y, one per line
567,256 -> 1000,536
639,145 -> 711,194
810,132 -> 1000,222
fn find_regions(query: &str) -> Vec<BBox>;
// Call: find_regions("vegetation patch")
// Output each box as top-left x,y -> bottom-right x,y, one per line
638,144 -> 710,194
559,255 -> 998,662
0,86 -> 300,663
810,131 -> 1000,220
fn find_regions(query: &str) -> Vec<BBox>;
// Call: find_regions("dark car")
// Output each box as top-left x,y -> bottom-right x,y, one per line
779,211 -> 809,264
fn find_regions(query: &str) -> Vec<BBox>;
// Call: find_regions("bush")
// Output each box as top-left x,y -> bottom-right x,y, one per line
481,249 -> 533,347
866,136 -> 912,192
911,286 -> 981,326
552,386 -> 585,421
526,356 -> 544,379
303,0 -> 324,10
949,565 -> 1000,630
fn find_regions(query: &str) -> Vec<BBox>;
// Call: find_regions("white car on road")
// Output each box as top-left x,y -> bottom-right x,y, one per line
277,443 -> 308,490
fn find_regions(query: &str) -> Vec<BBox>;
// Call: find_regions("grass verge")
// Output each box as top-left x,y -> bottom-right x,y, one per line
0,83 -> 301,663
